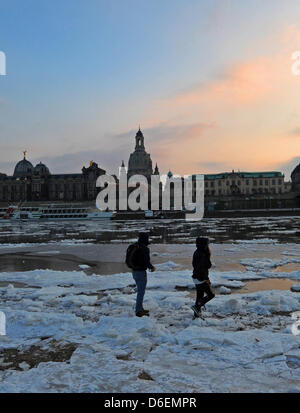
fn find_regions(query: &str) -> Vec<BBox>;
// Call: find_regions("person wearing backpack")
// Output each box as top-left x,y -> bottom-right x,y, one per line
126,232 -> 155,317
191,237 -> 215,318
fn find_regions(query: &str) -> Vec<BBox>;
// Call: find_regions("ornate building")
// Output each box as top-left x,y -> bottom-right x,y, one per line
0,152 -> 106,203
127,128 -> 159,179
191,170 -> 293,210
198,170 -> 291,197
0,130 -> 296,210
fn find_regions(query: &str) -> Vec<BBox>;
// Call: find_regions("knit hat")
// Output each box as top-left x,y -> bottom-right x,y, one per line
138,232 -> 150,246
196,237 -> 209,248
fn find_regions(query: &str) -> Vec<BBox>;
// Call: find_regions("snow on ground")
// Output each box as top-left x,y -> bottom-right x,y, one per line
233,239 -> 278,244
0,261 -> 299,393
291,285 -> 300,292
240,257 -> 300,271
220,286 -> 232,295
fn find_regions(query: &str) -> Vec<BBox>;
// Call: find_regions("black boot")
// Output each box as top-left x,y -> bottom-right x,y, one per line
136,309 -> 149,317
191,305 -> 202,317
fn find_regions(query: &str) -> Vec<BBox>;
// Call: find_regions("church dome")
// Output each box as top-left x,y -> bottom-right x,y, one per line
291,163 -> 300,178
34,162 -> 50,176
128,128 -> 153,178
13,155 -> 34,178
291,163 -> 300,191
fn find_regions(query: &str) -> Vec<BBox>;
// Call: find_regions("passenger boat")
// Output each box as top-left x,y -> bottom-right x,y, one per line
0,204 -> 116,220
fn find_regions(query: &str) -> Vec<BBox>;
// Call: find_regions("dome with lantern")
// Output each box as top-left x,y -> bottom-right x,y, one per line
13,151 -> 34,178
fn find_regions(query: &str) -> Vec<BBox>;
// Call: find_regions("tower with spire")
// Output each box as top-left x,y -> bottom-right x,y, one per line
127,127 -> 158,180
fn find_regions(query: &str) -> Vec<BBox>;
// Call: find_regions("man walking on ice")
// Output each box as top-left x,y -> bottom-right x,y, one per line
126,233 -> 156,317
191,237 -> 215,318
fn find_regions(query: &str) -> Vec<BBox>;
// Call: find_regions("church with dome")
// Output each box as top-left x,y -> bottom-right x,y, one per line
0,151 -> 106,203
0,128 -> 160,204
127,128 -> 159,179
0,129 -> 299,207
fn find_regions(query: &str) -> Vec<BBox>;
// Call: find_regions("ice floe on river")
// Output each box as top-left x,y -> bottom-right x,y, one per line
0,259 -> 299,393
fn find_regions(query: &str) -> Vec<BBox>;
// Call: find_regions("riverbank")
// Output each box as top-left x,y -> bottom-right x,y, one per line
0,217 -> 299,392
0,264 -> 299,392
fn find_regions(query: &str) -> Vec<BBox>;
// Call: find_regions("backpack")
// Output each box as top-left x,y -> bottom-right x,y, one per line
125,243 -> 140,269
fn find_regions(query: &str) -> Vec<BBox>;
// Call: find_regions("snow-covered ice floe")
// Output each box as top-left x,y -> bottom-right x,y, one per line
0,265 -> 299,393
240,257 -> 300,271
234,239 -> 279,244
0,239 -> 96,249
291,285 -> 300,293
78,264 -> 90,270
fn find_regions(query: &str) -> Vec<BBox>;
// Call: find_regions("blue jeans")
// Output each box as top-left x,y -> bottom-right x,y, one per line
132,270 -> 147,313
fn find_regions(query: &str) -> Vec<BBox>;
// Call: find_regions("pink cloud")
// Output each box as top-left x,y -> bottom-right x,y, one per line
167,55 -> 289,109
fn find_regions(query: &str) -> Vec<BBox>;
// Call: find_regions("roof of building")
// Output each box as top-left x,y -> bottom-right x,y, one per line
34,162 -> 50,175
291,163 -> 300,178
49,174 -> 82,179
192,171 -> 284,180
13,158 -> 34,177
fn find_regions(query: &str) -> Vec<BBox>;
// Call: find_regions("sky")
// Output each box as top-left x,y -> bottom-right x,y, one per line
0,0 -> 300,180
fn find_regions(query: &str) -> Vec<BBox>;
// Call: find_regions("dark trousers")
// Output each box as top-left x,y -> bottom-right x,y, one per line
132,270 -> 147,313
195,282 -> 215,309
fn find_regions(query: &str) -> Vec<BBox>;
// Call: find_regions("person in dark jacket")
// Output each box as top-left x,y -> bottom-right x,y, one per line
191,237 -> 215,317
131,233 -> 155,317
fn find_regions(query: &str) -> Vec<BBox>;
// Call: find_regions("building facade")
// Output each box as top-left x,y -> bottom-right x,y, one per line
0,129 -> 297,209
199,171 -> 291,197
0,152 -> 106,203
188,171 -> 294,210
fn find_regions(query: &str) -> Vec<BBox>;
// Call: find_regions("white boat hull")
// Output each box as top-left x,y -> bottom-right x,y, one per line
0,205 -> 115,221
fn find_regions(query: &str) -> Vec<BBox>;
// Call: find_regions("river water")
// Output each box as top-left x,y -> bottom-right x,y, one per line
0,216 -> 299,293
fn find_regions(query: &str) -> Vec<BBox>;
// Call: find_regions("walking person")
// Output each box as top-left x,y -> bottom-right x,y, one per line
191,237 -> 215,318
126,233 -> 156,317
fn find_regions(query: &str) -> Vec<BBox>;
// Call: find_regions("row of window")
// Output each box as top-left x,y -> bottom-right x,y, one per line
42,209 -> 87,213
204,178 -> 284,188
205,188 -> 283,195
41,214 -> 88,219
0,184 -> 95,192
49,183 -> 94,191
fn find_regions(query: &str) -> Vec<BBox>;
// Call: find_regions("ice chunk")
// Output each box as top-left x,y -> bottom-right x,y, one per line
223,298 -> 241,313
220,286 -> 232,295
291,285 -> 300,293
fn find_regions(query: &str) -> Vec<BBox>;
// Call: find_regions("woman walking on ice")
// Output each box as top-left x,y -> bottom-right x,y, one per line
191,237 -> 215,318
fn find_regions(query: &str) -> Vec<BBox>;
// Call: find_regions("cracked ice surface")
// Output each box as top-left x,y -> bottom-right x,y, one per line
0,262 -> 299,393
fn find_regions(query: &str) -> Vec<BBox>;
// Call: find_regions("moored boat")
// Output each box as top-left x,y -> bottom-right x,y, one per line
0,204 -> 116,220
